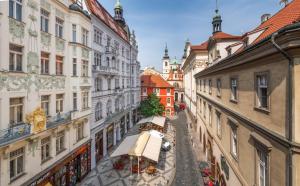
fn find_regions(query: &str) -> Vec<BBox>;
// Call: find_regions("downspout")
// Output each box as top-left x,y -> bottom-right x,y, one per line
271,32 -> 293,186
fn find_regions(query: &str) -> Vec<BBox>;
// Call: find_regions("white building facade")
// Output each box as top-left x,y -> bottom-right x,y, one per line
0,0 -> 93,186
86,0 -> 141,168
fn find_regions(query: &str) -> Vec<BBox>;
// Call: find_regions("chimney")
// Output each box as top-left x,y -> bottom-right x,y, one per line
261,14 -> 271,23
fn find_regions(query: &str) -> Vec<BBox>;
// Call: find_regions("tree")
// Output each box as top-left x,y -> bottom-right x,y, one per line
139,93 -> 165,117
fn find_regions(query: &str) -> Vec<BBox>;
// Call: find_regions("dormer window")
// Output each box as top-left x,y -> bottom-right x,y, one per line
76,0 -> 83,7
243,37 -> 249,47
227,47 -> 232,56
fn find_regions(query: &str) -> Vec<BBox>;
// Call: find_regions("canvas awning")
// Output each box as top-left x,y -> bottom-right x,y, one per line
110,131 -> 162,162
137,116 -> 166,128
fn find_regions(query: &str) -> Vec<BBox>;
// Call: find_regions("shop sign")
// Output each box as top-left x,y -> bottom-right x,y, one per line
221,155 -> 229,180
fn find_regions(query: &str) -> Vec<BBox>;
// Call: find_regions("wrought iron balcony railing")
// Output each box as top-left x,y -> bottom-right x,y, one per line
46,112 -> 72,129
0,123 -> 31,146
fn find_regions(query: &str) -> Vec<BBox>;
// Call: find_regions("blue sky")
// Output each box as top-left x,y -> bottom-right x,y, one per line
98,0 -> 283,71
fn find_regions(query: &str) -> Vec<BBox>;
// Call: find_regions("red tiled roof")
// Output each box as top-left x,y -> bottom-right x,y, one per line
167,69 -> 183,81
252,0 -> 300,43
211,32 -> 241,40
86,0 -> 129,42
190,41 -> 208,50
141,75 -> 173,88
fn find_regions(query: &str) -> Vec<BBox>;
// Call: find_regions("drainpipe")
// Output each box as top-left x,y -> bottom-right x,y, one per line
271,31 -> 293,186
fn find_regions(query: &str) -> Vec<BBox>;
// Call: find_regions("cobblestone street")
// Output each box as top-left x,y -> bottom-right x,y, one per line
171,111 -> 204,186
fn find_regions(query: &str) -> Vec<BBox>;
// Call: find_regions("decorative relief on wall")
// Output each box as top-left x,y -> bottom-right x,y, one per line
27,0 -> 38,11
41,32 -> 51,48
82,48 -> 89,59
27,52 -> 39,74
37,75 -> 66,90
9,18 -> 25,42
55,8 -> 65,19
56,37 -> 65,52
41,0 -> 51,12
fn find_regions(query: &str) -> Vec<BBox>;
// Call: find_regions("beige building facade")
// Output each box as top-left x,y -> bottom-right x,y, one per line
194,2 -> 300,186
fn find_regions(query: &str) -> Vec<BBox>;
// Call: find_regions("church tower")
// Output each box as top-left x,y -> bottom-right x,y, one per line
162,44 -> 170,79
212,0 -> 222,34
114,0 -> 126,27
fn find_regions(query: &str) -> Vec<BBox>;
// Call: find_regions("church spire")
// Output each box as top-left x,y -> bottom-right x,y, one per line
114,0 -> 126,27
164,43 -> 170,59
212,0 -> 222,34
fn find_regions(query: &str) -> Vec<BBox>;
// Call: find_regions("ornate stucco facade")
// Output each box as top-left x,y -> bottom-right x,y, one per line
0,0 -> 92,185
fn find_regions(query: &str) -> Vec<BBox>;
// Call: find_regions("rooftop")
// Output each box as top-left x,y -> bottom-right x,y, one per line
141,74 -> 173,88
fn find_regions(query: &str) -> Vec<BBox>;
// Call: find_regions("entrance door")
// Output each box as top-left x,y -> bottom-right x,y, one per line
95,131 -> 103,163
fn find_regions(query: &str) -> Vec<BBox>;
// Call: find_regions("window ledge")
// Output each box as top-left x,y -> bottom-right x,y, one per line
56,148 -> 66,156
82,107 -> 91,112
41,157 -> 53,165
254,107 -> 270,115
9,172 -> 27,184
230,153 -> 238,162
229,99 -> 238,104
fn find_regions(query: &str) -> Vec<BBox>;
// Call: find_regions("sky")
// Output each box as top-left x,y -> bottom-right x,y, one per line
98,0 -> 284,71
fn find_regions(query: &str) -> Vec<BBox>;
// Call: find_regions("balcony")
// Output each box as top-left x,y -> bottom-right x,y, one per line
0,123 -> 31,146
92,89 -> 116,98
105,46 -> 117,55
46,112 -> 72,129
92,65 -> 118,75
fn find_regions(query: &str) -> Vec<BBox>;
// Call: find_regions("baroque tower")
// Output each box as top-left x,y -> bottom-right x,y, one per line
114,0 -> 126,27
162,44 -> 170,79
212,0 -> 222,33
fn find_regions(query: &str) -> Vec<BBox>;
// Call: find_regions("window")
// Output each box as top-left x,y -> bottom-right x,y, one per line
73,93 -> 77,111
107,100 -> 112,115
94,28 -> 102,45
209,79 -> 212,94
108,79 -> 111,90
167,97 -> 171,104
41,52 -> 49,74
82,91 -> 89,110
9,147 -> 24,180
56,56 -> 63,75
200,80 -> 202,91
203,102 -> 206,119
94,52 -> 101,66
143,88 -> 147,93
72,58 -> 77,76
115,78 -> 119,89
41,95 -> 50,116
9,0 -> 22,21
231,125 -> 238,159
199,99 -> 202,113
77,122 -> 84,141
230,78 -> 238,101
256,74 -> 268,109
41,137 -> 51,162
167,88 -> 170,94
95,102 -> 102,121
122,47 -> 125,57
106,35 -> 111,47
9,98 -> 23,126
72,24 -> 76,42
41,9 -> 49,32
115,98 -> 119,112
258,149 -> 268,186
56,131 -> 65,154
165,62 -> 168,66
81,60 -> 88,77
95,78 -> 102,91
56,94 -> 63,113
9,44 -> 23,72
203,80 -> 206,92
55,17 -> 64,38
217,79 -> 221,97
82,28 -> 88,46
154,88 -> 160,95
208,105 -> 212,126
216,111 -> 221,137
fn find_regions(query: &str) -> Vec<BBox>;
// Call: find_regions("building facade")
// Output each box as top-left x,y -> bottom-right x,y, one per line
195,1 -> 300,186
0,0 -> 92,185
86,0 -> 141,169
141,73 -> 175,116
182,41 -> 208,122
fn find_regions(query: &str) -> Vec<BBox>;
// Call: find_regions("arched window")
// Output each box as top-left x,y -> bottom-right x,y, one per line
95,77 -> 102,91
106,57 -> 110,67
95,102 -> 102,121
107,99 -> 112,116
112,57 -> 116,69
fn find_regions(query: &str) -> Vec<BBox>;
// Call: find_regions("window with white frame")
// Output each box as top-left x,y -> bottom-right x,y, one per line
256,74 -> 268,109
208,79 -> 212,94
94,28 -> 102,45
56,56 -> 63,75
107,99 -> 112,115
9,0 -> 22,21
231,124 -> 238,158
9,44 -> 23,72
82,28 -> 88,46
203,101 -> 206,119
167,88 -> 171,94
154,88 -> 160,95
115,78 -> 119,89
56,94 -> 64,113
55,17 -> 64,38
230,78 -> 238,101
95,102 -> 102,121
9,97 -> 23,126
216,111 -> 221,137
72,24 -> 76,42
217,79 -> 221,97
56,131 -> 65,154
77,122 -> 84,141
41,95 -> 50,116
167,97 -> 171,104
41,9 -> 49,32
81,60 -> 88,77
94,51 -> 101,66
41,52 -> 49,74
122,46 -> 125,57
208,105 -> 212,126
82,91 -> 89,110
258,149 -> 268,186
9,147 -> 24,180
106,35 -> 111,47
73,93 -> 77,111
95,77 -> 102,91
203,80 -> 206,92
73,58 -> 77,76
41,136 -> 51,162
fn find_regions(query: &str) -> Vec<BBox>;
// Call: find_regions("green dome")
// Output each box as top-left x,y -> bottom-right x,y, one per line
115,0 -> 122,9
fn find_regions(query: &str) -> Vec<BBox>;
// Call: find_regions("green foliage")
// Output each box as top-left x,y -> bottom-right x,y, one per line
139,93 -> 165,117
